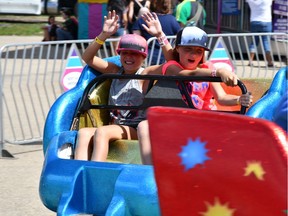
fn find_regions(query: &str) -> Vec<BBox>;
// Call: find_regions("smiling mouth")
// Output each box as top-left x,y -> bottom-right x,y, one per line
125,60 -> 134,65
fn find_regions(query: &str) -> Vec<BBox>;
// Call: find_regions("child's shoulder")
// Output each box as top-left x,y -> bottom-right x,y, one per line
200,61 -> 214,69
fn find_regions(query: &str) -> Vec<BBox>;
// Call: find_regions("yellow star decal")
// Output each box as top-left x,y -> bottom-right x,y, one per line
244,161 -> 265,180
200,198 -> 235,216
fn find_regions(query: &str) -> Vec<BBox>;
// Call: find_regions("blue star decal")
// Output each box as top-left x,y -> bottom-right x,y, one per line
178,137 -> 210,171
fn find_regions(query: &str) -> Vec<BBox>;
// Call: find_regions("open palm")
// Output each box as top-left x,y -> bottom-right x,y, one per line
103,10 -> 119,37
141,12 -> 163,37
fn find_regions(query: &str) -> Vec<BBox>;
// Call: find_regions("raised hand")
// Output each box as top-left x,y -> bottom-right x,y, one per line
102,10 -> 119,37
141,12 -> 163,38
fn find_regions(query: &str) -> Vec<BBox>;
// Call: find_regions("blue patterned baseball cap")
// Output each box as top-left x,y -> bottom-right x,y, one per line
175,26 -> 210,51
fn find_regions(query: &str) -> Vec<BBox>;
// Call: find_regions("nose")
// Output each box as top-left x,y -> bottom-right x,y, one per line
190,50 -> 203,57
123,51 -> 134,57
188,51 -> 198,58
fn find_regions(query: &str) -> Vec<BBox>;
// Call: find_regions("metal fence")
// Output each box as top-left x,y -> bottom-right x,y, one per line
204,0 -> 251,32
0,32 -> 287,157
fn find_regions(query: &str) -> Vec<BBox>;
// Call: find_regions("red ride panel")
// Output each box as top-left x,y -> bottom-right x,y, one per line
148,107 -> 287,216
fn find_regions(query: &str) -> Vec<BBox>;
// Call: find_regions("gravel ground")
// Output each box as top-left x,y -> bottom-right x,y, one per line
0,143 -> 55,216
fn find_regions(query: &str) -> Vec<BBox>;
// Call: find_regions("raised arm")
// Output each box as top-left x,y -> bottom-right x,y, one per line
128,1 -> 135,24
166,65 -> 239,87
144,0 -> 151,8
141,12 -> 239,86
141,12 -> 174,61
82,10 -> 119,73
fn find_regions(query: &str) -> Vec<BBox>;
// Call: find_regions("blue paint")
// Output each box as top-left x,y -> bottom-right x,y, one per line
210,49 -> 229,59
66,57 -> 83,68
246,66 -> 288,121
178,138 -> 210,171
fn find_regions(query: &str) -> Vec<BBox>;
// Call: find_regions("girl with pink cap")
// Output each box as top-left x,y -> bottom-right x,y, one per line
75,11 -> 149,161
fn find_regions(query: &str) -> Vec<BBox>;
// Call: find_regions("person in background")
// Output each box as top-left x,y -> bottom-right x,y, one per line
41,15 -> 58,41
246,0 -> 274,67
171,0 -> 180,14
127,0 -> 151,33
175,0 -> 206,28
107,0 -> 129,55
137,12 -> 253,164
133,0 -> 180,65
56,9 -> 78,40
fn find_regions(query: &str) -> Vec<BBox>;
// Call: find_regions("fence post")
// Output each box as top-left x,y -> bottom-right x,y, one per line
0,60 -> 3,156
0,50 -> 13,158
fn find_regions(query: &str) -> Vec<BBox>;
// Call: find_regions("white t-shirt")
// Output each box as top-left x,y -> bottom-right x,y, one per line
246,0 -> 273,22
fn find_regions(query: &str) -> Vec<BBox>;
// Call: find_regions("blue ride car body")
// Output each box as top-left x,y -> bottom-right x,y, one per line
40,56 -> 287,215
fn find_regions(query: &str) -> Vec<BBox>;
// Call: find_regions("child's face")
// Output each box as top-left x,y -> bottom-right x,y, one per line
61,11 -> 68,19
120,51 -> 145,74
49,17 -> 55,23
176,46 -> 204,70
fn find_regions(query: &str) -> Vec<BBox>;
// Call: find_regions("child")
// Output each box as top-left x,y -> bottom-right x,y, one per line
41,15 -> 58,41
74,11 -> 148,161
137,12 -> 253,164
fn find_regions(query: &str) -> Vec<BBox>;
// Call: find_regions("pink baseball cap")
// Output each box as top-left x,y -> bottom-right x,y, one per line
116,34 -> 148,58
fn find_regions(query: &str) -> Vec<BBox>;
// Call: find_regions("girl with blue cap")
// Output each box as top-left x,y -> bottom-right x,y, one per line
141,11 -> 253,110
138,12 -> 253,164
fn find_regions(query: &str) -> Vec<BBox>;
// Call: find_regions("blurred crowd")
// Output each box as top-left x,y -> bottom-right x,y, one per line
42,0 -> 206,43
41,0 -> 275,67
107,0 -> 206,64
107,0 -> 206,34
42,8 -> 78,41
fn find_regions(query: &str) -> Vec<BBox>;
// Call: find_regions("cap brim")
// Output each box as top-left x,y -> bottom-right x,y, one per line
177,44 -> 210,51
116,48 -> 147,57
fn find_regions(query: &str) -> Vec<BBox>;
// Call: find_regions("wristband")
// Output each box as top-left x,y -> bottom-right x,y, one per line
211,68 -> 217,77
157,35 -> 169,47
94,37 -> 105,45
237,97 -> 241,105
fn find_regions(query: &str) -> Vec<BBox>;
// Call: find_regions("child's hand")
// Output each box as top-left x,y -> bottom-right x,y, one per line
141,12 -> 163,37
239,92 -> 253,107
217,68 -> 238,86
102,10 -> 119,37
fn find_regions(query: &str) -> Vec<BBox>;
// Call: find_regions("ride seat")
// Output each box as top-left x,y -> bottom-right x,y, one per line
78,80 -> 111,128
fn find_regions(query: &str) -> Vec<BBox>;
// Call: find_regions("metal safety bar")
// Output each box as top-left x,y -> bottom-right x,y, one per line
75,74 -> 248,116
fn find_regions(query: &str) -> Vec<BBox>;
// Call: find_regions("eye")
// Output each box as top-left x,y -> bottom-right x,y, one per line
183,47 -> 190,52
121,51 -> 129,55
196,49 -> 204,55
